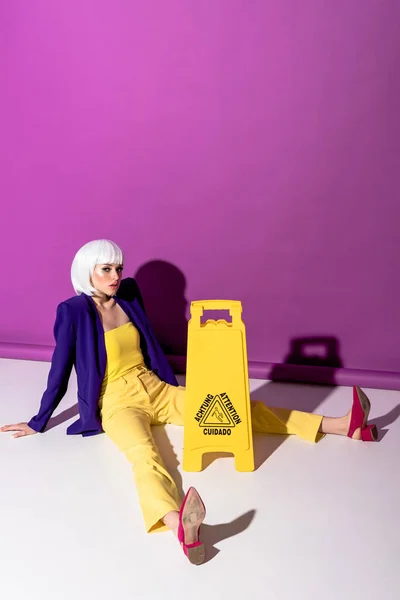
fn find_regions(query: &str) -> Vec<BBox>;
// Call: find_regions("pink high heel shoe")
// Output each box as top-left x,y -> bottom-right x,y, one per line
178,487 -> 206,565
348,386 -> 377,441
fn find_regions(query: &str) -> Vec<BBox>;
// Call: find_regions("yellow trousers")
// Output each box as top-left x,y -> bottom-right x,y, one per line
99,365 -> 323,534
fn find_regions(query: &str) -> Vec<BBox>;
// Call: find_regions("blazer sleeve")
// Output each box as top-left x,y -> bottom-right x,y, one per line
28,302 -> 76,433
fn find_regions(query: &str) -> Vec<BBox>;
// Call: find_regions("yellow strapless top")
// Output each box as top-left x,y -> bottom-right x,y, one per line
101,322 -> 145,393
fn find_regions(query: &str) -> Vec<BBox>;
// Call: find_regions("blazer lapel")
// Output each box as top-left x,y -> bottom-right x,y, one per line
86,296 -> 107,378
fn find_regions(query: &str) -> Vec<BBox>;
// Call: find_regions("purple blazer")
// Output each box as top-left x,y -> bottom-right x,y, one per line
28,278 -> 179,437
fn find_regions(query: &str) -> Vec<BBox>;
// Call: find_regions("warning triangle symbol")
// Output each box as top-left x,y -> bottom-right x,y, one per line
200,396 -> 235,427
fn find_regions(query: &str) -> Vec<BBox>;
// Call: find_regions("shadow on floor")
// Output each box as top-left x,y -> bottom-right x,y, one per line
372,402 -> 400,440
46,404 -> 79,431
247,335 -> 343,468
200,510 -> 256,562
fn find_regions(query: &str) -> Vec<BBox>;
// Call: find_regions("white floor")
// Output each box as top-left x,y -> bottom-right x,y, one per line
1,358 -> 399,600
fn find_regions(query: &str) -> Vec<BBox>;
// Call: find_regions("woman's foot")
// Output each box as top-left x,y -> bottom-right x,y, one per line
320,411 -> 361,439
319,386 -> 377,441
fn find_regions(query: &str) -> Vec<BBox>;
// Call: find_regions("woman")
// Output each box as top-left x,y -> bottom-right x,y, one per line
0,240 -> 378,565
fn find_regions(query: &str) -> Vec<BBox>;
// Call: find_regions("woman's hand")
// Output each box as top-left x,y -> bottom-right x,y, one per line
0,422 -> 37,438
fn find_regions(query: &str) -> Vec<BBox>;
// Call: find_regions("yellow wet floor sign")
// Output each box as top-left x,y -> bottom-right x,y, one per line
183,300 -> 254,472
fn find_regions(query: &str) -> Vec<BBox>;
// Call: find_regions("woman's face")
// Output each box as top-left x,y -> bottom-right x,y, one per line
91,263 -> 123,297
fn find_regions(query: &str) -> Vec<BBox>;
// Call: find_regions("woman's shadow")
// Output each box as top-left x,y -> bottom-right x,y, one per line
134,260 -> 188,368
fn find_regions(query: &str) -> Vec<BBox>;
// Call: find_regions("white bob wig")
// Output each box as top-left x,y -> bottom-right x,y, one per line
71,239 -> 124,296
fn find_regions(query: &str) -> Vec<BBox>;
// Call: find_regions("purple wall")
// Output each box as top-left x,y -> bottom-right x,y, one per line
1,1 -> 399,383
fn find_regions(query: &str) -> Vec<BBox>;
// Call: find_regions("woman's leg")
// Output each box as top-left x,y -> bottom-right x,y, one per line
100,370 -> 206,560
101,406 -> 182,534
250,401 -> 325,442
149,376 -> 360,442
132,373 -> 191,536
151,378 -> 325,443
249,402 -> 362,441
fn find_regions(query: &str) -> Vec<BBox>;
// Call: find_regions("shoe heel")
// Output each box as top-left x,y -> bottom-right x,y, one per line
361,424 -> 378,442
186,542 -> 205,565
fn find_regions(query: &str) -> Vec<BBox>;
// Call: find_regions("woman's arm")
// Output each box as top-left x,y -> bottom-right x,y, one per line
27,302 -> 76,433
